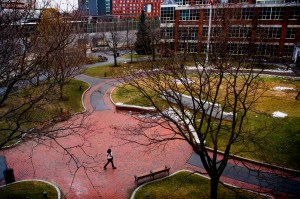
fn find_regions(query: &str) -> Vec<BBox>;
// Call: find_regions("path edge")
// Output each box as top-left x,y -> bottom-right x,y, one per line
0,179 -> 62,199
130,169 -> 273,199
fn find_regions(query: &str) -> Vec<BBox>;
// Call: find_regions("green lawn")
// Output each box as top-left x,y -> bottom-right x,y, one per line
121,54 -> 151,59
60,79 -> 89,113
111,76 -> 300,170
0,181 -> 58,199
83,61 -> 158,78
0,79 -> 89,147
83,64 -> 119,78
133,171 -> 268,199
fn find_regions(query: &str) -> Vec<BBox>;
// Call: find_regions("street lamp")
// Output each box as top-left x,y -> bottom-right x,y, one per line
205,0 -> 214,66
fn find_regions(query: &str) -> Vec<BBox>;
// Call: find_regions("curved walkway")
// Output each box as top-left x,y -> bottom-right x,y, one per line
1,70 -> 299,199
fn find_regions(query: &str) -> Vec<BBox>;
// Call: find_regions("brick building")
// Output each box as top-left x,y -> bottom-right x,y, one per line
0,0 -> 35,9
160,0 -> 300,59
79,0 -> 164,18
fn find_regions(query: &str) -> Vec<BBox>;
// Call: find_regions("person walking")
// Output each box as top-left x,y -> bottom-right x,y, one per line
104,149 -> 116,169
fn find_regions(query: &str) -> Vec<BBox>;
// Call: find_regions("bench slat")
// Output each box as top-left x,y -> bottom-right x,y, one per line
135,167 -> 170,185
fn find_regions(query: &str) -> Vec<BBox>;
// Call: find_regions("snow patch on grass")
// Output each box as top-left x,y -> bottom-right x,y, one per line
272,111 -> 288,118
272,86 -> 295,91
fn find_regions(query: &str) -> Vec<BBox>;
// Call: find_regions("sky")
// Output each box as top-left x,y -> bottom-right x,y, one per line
36,0 -> 78,11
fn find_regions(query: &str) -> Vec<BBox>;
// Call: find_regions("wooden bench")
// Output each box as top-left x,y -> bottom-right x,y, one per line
134,166 -> 170,185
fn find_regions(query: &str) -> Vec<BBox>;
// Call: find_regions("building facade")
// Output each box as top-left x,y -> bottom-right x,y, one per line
0,0 -> 36,9
78,0 -> 164,18
160,0 -> 300,59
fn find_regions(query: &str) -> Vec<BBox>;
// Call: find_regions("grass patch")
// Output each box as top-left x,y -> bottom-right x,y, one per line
0,79 -> 88,147
60,79 -> 89,113
0,181 -> 58,199
83,64 -> 118,78
111,85 -> 156,107
133,171 -> 268,199
83,61 -> 161,78
121,54 -> 150,59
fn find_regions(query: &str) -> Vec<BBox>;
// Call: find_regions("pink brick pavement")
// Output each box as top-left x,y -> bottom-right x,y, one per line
0,79 -> 291,198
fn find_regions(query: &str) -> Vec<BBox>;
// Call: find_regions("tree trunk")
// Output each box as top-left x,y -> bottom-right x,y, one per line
113,53 -> 117,66
296,91 -> 300,100
152,48 -> 155,61
60,82 -> 64,100
130,49 -> 133,63
210,176 -> 219,199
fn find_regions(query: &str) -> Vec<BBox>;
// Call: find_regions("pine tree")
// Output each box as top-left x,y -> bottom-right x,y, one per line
135,10 -> 152,55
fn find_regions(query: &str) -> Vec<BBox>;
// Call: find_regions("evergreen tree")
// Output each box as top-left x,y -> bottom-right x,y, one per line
135,10 -> 152,55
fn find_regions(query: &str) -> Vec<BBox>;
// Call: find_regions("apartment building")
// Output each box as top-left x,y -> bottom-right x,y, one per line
160,0 -> 300,59
78,0 -> 164,18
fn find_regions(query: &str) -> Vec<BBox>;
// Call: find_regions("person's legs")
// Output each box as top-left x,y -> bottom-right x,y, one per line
104,160 -> 109,169
110,159 -> 116,169
104,159 -> 116,169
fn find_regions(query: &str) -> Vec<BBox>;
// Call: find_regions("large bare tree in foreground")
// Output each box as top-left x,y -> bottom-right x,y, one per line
118,6 -> 275,199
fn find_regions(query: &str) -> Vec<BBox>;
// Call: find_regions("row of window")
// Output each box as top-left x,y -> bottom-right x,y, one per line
178,43 -> 294,57
171,7 -> 300,21
161,26 -> 296,39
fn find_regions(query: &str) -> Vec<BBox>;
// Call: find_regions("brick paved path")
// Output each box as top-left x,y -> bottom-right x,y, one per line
1,77 -> 298,199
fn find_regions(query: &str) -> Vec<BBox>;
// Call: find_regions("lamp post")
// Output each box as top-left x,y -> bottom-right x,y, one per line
205,0 -> 213,66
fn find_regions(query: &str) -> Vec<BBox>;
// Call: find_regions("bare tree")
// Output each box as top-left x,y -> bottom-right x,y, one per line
36,8 -> 86,99
117,5 -> 274,199
124,19 -> 137,63
103,29 -> 128,66
149,26 -> 161,61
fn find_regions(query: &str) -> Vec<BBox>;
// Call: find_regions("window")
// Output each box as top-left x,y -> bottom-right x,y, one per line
229,27 -> 251,38
161,27 -> 174,39
190,9 -> 200,20
179,10 -> 189,20
286,28 -> 296,39
194,0 -> 207,4
255,44 -> 278,56
257,27 -> 281,39
202,27 -> 208,37
283,45 -> 294,57
179,27 -> 198,40
179,42 -> 197,52
258,7 -> 284,20
228,43 -> 247,55
238,8 -> 253,20
179,9 -> 199,21
289,7 -> 300,20
161,7 -> 175,23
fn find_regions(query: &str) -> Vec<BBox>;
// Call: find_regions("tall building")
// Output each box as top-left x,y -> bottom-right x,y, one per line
78,0 -> 109,16
78,0 -> 164,18
160,0 -> 300,59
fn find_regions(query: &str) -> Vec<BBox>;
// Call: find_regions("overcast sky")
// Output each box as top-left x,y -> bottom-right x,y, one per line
37,0 -> 78,11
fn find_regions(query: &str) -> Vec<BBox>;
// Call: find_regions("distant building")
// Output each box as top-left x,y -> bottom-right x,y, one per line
78,0 -> 164,18
0,0 -> 35,9
160,0 -> 300,59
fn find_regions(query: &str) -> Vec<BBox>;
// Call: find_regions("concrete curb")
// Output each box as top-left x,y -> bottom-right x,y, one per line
205,147 -> 300,175
110,87 -> 157,113
130,169 -> 273,199
0,179 -> 62,199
